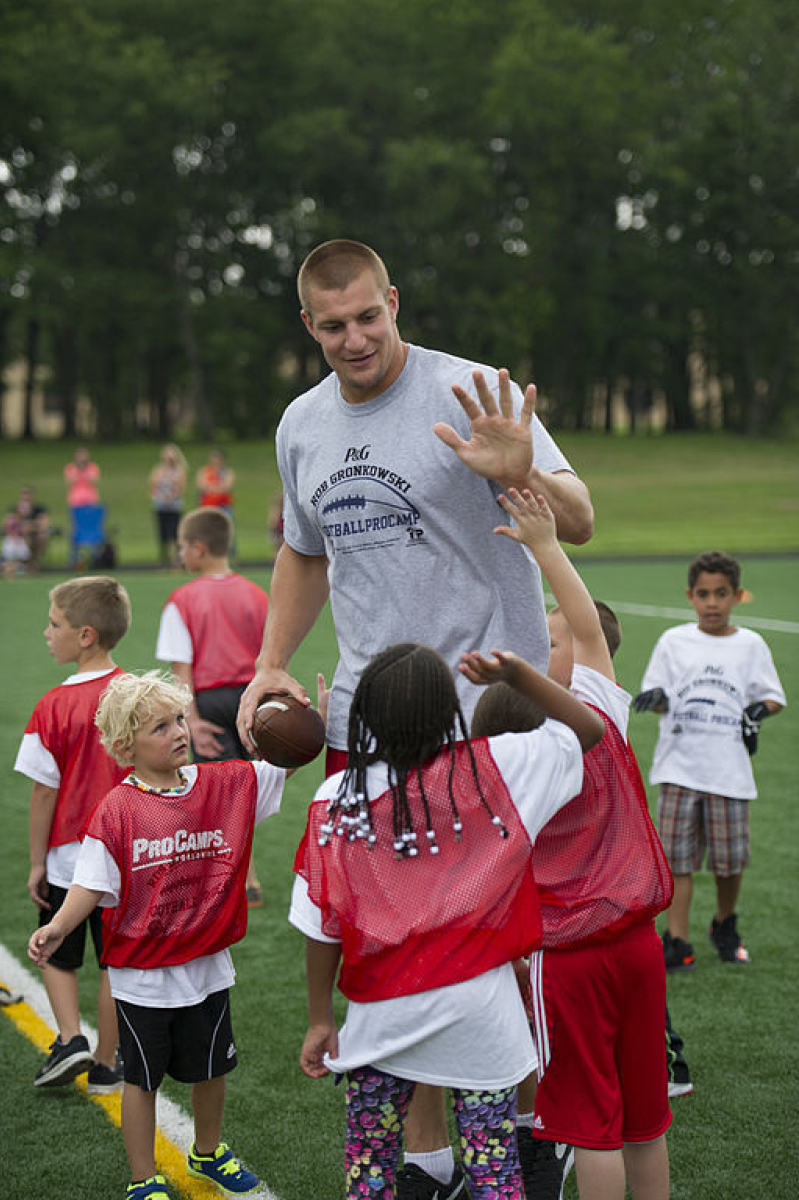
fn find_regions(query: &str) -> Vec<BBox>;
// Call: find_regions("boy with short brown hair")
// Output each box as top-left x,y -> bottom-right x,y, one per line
15,575 -> 131,1091
156,507 -> 269,902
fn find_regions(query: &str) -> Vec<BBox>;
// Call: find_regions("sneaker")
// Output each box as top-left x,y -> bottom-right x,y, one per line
0,984 -> 22,1006
709,914 -> 750,963
662,931 -> 696,972
87,1059 -> 124,1094
518,1128 -> 574,1200
34,1034 -> 93,1087
667,1060 -> 694,1098
395,1163 -> 467,1199
126,1176 -> 171,1199
187,1142 -> 260,1196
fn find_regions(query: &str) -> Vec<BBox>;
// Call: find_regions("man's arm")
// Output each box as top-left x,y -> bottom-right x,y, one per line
433,368 -> 594,545
495,489 -> 612,680
236,543 -> 330,746
29,782 -> 58,911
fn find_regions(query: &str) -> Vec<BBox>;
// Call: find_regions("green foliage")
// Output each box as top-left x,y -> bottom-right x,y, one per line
1,0 -> 797,439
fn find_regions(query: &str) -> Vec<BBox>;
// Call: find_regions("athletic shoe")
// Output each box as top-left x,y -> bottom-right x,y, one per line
0,984 -> 22,1006
667,1060 -> 694,1098
517,1127 -> 574,1200
662,931 -> 696,972
126,1176 -> 171,1199
395,1162 -> 467,1199
187,1142 -> 260,1196
87,1059 -> 124,1094
709,914 -> 750,963
34,1034 -> 93,1087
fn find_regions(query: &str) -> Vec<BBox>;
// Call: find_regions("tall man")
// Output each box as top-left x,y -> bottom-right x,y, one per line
237,238 -> 593,1200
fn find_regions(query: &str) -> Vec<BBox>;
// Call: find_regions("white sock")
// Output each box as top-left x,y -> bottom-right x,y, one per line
405,1147 -> 455,1184
517,1111 -> 535,1129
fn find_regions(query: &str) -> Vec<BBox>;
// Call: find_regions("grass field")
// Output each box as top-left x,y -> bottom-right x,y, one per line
1,430 -> 797,566
0,436 -> 797,1199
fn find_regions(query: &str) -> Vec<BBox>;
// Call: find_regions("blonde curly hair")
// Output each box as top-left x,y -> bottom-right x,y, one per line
95,671 -> 192,766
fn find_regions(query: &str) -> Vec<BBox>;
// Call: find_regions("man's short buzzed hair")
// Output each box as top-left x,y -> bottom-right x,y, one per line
297,239 -> 391,315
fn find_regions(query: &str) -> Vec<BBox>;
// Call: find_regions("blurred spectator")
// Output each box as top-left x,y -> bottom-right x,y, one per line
268,490 -> 284,553
196,449 -> 235,515
2,509 -> 30,578
64,447 -> 102,568
10,485 -> 51,570
148,443 -> 188,566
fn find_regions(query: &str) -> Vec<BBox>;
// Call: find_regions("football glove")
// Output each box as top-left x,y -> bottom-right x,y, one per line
632,687 -> 669,714
741,701 -> 771,756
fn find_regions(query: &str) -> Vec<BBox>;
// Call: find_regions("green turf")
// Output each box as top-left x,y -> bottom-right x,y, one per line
1,431 -> 797,567
0,559 -> 797,1199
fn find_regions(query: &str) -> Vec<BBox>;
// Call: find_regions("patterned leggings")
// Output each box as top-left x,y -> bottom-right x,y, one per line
345,1067 -> 523,1199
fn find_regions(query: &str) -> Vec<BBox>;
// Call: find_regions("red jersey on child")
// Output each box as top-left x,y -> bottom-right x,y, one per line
24,669 -> 126,848
86,761 -> 257,969
167,574 -> 268,692
295,740 -> 543,1002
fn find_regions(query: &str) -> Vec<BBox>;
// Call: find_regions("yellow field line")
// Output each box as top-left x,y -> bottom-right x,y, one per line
1,977 -> 227,1199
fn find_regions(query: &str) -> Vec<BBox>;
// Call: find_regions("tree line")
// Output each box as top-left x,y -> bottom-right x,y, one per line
1,0 -> 797,441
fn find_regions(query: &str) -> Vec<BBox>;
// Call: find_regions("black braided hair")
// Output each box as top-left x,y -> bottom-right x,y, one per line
318,644 -> 508,857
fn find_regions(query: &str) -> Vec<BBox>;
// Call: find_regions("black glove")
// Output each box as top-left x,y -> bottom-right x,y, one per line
742,701 -> 771,756
632,687 -> 669,714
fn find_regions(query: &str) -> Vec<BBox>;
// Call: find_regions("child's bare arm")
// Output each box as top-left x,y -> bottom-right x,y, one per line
495,488 -> 613,680
28,884 -> 103,966
170,661 -> 226,758
300,937 -> 341,1079
28,782 -> 58,911
460,650 -> 604,751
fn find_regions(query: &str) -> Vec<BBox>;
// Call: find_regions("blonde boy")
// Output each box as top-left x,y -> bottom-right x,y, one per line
29,671 -> 287,1200
15,576 -> 130,1091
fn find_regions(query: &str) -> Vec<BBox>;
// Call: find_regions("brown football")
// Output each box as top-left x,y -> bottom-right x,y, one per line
249,694 -> 326,768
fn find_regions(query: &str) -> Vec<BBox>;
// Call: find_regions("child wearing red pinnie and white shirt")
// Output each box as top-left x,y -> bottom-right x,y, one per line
28,671 -> 286,1200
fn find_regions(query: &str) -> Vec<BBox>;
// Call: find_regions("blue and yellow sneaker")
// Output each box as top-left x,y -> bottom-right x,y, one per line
126,1175 -> 170,1199
187,1143 -> 260,1196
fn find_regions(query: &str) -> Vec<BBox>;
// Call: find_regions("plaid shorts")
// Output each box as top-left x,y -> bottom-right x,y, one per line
657,784 -> 750,876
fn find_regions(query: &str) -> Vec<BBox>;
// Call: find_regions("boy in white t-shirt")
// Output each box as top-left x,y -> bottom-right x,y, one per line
28,672 -> 286,1200
633,551 -> 785,970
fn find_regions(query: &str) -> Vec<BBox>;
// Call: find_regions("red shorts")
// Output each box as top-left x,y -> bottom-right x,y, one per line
533,922 -> 671,1150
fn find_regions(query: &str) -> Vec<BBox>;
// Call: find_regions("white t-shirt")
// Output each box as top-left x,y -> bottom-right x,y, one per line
641,623 -> 786,799
289,719 -> 583,1088
73,761 -> 284,1007
277,344 -> 574,749
15,668 -> 117,888
571,662 -> 630,735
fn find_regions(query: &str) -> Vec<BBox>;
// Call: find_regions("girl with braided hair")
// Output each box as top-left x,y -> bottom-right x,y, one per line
290,642 -> 603,1200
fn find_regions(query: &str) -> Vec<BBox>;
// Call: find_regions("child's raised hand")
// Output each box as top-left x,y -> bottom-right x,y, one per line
300,1021 -> 339,1079
459,649 -> 520,686
495,488 -> 557,550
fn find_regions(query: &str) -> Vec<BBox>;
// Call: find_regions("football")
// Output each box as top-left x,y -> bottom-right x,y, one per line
249,694 -> 326,768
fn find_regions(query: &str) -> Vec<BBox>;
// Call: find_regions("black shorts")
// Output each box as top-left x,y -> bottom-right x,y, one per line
195,685 -> 249,761
39,883 -> 106,971
115,989 -> 237,1091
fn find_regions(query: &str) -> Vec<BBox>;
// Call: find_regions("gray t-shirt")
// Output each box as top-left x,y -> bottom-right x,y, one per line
277,343 -> 573,748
